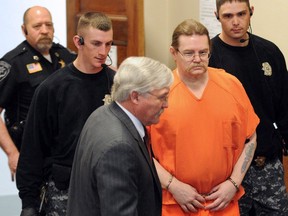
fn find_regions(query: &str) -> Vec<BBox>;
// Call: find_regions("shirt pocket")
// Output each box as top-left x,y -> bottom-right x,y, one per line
222,120 -> 245,172
222,120 -> 242,150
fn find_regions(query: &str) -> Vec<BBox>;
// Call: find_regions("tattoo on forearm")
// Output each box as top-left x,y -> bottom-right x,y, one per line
241,142 -> 255,173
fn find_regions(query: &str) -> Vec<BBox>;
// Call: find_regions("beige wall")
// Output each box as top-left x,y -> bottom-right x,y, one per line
250,0 -> 288,66
144,0 -> 199,69
144,0 -> 288,69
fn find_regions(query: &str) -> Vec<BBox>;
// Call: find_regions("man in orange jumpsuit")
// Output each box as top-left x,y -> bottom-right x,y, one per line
150,19 -> 259,216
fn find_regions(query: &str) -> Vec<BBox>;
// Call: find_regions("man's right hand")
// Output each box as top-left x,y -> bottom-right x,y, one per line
8,148 -> 19,179
0,109 -> 20,179
20,207 -> 39,216
168,177 -> 205,213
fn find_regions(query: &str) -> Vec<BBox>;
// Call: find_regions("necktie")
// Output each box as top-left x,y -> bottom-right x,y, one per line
143,128 -> 152,160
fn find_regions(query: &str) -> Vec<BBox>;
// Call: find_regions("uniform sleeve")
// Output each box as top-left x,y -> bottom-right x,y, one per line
0,60 -> 16,107
274,50 -> 288,143
16,83 -> 55,209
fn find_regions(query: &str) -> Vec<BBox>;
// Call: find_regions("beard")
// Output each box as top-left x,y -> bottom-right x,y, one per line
36,37 -> 53,53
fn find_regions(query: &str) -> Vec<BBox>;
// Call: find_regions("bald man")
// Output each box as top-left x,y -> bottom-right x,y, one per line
0,6 -> 76,179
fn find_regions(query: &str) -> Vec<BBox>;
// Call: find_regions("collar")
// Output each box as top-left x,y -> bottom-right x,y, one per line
115,101 -> 145,140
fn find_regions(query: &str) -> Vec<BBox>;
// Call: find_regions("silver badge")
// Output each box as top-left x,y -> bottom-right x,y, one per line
0,61 -> 11,82
262,62 -> 272,76
102,94 -> 112,105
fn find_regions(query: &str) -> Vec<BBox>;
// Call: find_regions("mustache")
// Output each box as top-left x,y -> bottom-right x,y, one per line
38,37 -> 53,42
185,63 -> 205,72
158,109 -> 165,116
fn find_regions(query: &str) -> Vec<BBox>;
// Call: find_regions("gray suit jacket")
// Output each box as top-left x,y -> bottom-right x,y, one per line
67,102 -> 162,216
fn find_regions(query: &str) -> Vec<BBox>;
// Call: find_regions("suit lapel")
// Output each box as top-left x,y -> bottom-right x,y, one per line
109,102 -> 162,195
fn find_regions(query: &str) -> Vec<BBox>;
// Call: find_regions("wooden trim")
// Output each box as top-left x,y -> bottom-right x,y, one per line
126,0 -> 144,56
66,0 -> 80,51
66,0 -> 144,66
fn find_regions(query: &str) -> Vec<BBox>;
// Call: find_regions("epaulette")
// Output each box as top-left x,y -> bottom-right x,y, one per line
52,42 -> 77,55
2,42 -> 28,61
52,42 -> 66,49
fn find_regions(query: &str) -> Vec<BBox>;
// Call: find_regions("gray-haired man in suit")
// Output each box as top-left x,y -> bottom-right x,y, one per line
67,56 -> 174,216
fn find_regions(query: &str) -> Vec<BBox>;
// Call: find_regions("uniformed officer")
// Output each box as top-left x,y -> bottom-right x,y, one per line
17,12 -> 115,216
0,6 -> 76,180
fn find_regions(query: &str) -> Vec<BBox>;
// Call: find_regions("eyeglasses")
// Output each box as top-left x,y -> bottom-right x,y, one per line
147,92 -> 169,103
177,49 -> 211,61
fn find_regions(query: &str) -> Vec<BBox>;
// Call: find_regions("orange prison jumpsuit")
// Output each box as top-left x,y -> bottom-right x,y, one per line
150,68 -> 259,216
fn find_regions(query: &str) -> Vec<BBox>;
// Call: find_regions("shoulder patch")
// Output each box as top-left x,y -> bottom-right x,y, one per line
0,61 -> 11,82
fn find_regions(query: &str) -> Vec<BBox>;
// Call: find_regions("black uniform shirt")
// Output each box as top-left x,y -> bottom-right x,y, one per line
0,40 -> 76,125
16,63 -> 116,209
209,33 -> 288,159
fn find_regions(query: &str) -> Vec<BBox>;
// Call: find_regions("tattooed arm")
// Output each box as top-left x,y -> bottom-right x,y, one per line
204,132 -> 257,211
228,132 -> 257,188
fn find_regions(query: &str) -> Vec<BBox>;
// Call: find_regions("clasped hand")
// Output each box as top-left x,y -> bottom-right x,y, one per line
169,178 -> 237,213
